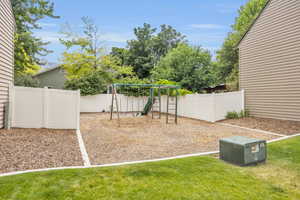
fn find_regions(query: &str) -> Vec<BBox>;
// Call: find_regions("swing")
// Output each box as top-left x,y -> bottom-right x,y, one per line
110,83 -> 180,126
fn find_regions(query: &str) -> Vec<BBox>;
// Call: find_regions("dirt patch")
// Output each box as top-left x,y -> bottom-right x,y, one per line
222,117 -> 300,135
0,129 -> 83,174
80,113 -> 278,165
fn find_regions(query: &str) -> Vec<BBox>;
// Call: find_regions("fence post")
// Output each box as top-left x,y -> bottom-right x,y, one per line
241,89 -> 245,110
76,90 -> 80,130
43,87 -> 49,128
7,83 -> 14,129
212,93 -> 216,123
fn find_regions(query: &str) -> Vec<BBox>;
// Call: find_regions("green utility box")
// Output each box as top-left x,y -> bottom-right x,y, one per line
220,136 -> 267,166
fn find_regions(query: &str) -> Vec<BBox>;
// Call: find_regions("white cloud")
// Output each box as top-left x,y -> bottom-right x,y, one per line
34,31 -> 63,43
100,33 -> 133,43
189,24 -> 226,30
34,31 -> 133,45
186,33 -> 226,43
202,46 -> 219,51
37,22 -> 58,28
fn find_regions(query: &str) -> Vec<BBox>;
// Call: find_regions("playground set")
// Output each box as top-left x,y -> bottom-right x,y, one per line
109,83 -> 180,126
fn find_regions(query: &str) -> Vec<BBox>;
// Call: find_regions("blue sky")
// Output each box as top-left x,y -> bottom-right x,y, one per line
35,0 -> 248,66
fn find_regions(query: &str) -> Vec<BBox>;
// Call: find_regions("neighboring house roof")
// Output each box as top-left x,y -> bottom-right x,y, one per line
34,65 -> 62,76
236,0 -> 272,47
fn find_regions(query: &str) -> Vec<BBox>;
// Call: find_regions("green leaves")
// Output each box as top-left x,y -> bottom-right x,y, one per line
61,52 -> 96,79
114,23 -> 186,79
14,74 -> 40,88
12,0 -> 59,76
62,54 -> 135,96
64,70 -> 110,96
151,44 -> 215,92
216,0 -> 269,91
60,18 -> 137,96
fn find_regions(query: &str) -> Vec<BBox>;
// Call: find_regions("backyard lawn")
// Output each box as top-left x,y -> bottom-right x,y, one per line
0,137 -> 299,200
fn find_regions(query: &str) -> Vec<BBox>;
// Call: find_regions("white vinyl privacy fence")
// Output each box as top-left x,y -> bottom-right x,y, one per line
81,90 -> 245,122
9,86 -> 80,129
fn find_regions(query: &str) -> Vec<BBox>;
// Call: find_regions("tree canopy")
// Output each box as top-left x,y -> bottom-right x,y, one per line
151,44 -> 216,92
60,18 -> 135,95
12,0 -> 59,76
216,0 -> 269,90
112,23 -> 186,79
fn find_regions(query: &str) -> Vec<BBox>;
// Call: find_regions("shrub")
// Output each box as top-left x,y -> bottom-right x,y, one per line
14,74 -> 40,88
64,70 -> 111,96
226,109 -> 250,119
239,110 -> 245,118
244,109 -> 250,117
116,79 -> 193,97
155,79 -> 193,96
226,111 -> 239,119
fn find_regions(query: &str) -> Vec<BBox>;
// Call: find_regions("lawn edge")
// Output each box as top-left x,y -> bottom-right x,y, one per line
1,134 -> 299,178
218,123 -> 286,137
0,151 -> 219,177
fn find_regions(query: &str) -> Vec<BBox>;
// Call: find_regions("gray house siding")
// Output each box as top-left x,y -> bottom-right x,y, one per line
35,67 -> 67,89
0,0 -> 14,128
238,0 -> 300,121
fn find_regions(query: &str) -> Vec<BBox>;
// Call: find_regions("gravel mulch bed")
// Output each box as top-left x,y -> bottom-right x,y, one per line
0,129 -> 83,174
222,117 -> 300,135
80,113 -> 279,165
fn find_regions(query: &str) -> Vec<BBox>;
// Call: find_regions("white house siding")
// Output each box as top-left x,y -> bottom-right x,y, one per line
0,0 -> 14,128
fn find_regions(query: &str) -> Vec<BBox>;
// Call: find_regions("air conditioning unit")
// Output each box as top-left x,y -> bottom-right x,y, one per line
220,136 -> 267,166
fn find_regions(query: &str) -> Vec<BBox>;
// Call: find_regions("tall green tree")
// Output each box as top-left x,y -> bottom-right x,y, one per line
60,17 -> 106,78
151,24 -> 187,63
151,44 -> 215,92
112,23 -> 186,79
110,47 -> 130,66
216,0 -> 268,90
61,18 -> 134,94
126,23 -> 156,79
12,0 -> 59,76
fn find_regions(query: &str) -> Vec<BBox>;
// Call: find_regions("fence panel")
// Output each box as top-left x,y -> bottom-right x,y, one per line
12,87 -> 44,128
11,86 -> 79,129
80,91 -> 245,122
214,90 -> 245,122
178,94 -> 215,122
80,94 -> 110,113
47,89 -> 80,129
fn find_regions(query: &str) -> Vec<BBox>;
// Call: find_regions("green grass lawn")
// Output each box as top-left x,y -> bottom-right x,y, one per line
1,137 -> 300,200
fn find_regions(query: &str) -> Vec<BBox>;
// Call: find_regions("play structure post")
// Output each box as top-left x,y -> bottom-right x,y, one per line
175,89 -> 178,124
166,88 -> 169,124
109,83 -> 179,126
110,85 -> 114,120
158,87 -> 161,119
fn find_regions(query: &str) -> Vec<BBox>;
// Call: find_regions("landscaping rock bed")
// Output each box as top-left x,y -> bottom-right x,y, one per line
0,129 -> 83,174
80,113 -> 279,165
222,117 -> 300,135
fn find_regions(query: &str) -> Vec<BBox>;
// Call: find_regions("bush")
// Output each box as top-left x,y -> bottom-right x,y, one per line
64,70 -> 111,96
116,79 -> 193,97
244,109 -> 250,117
14,74 -> 40,87
226,111 -> 239,119
239,110 -> 245,118
226,109 -> 250,119
116,77 -> 151,97
154,79 -> 193,96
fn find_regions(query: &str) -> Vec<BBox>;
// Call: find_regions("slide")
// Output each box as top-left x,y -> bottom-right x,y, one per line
141,97 -> 154,115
